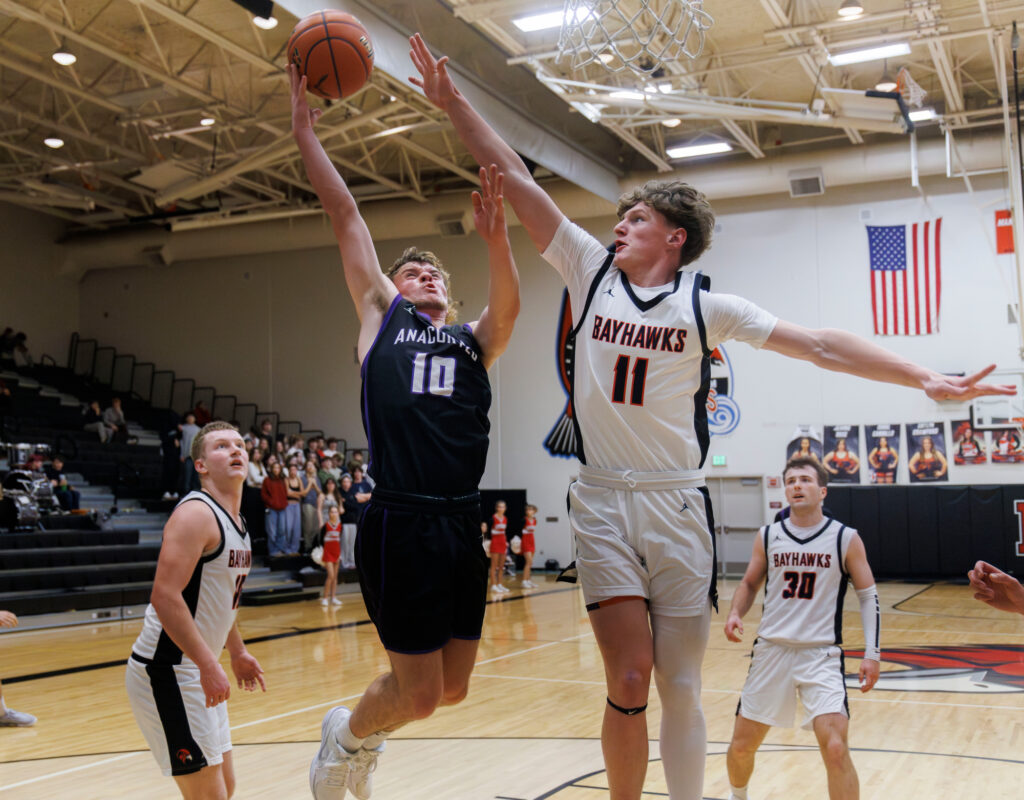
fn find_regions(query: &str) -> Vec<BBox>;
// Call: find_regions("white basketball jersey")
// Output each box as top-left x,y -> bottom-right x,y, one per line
542,219 -> 776,471
132,491 -> 251,667
758,518 -> 853,647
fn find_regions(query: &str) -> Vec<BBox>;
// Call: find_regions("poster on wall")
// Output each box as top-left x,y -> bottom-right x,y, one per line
906,422 -> 949,483
952,419 -> 987,465
866,424 -> 900,484
823,425 -> 861,483
991,425 -> 1024,463
786,426 -> 823,465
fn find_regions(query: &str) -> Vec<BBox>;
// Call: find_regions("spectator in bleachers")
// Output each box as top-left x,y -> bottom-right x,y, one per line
346,449 -> 366,475
273,438 -> 287,463
259,418 -> 276,442
83,399 -> 113,443
0,610 -> 35,727
45,455 -> 80,511
0,331 -> 33,367
285,435 -> 306,464
247,447 -> 268,488
284,463 -> 304,555
349,465 -> 372,520
103,397 -> 129,443
193,400 -> 212,426
318,455 -> 341,485
179,412 -> 201,496
261,461 -> 289,556
322,437 -> 340,460
159,410 -> 181,501
300,460 -> 323,553
339,474 -> 359,570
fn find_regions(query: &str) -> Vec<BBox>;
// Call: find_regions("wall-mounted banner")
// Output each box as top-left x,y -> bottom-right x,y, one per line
992,426 -> 1024,463
906,422 -> 949,483
952,419 -> 987,465
787,426 -> 823,465
823,425 -> 861,484
866,424 -> 900,484
996,209 -> 1015,254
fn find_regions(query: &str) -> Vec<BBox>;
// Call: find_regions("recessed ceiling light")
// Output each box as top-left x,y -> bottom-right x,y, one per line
200,117 -> 216,127
52,47 -> 76,66
828,42 -> 911,66
44,136 -> 65,149
253,15 -> 278,29
908,107 -> 937,121
661,118 -> 682,128
667,141 -> 732,159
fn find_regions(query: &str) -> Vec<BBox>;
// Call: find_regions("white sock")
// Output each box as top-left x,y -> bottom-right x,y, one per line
652,606 -> 711,800
0,697 -> 7,714
729,785 -> 749,800
362,730 -> 389,749
337,717 -> 365,754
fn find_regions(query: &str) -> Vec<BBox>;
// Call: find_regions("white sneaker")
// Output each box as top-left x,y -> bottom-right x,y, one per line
522,580 -> 536,588
347,741 -> 385,799
496,584 -> 510,593
331,597 -> 342,607
310,706 -> 355,799
321,598 -> 329,607
0,709 -> 36,727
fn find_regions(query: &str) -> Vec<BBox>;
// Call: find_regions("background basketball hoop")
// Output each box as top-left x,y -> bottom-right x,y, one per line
896,66 -> 927,109
557,0 -> 714,76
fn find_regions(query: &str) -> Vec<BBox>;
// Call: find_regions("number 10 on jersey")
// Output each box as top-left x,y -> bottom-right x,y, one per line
411,352 -> 456,397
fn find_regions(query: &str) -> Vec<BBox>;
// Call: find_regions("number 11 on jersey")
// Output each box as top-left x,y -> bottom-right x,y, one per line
611,354 -> 648,406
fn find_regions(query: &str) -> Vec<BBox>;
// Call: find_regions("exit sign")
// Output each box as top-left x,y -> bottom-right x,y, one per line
711,454 -> 727,466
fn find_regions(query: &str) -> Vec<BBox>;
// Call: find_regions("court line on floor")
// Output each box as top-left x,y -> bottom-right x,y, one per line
0,752 -> 143,792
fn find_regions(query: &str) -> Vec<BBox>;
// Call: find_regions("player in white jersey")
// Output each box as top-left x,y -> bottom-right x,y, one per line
724,457 -> 880,800
126,422 -> 265,799
409,33 -> 1016,799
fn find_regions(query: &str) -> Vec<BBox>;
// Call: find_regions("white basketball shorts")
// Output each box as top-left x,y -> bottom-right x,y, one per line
738,640 -> 849,730
569,466 -> 714,617
126,655 -> 231,776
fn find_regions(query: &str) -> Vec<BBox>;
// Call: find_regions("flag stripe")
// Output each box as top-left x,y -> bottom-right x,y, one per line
912,222 -> 921,335
881,268 -> 888,335
924,220 -> 932,334
934,218 -> 942,327
902,264 -> 909,335
890,269 -> 898,334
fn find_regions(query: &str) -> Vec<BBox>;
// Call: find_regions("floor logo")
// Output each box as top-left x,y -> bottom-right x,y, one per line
844,644 -> 1024,693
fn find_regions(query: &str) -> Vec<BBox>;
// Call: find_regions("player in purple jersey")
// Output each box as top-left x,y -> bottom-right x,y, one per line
290,65 -> 520,800
409,34 -> 1015,800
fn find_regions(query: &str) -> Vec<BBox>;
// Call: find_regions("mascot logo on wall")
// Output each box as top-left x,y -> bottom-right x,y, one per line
844,645 -> 1024,693
544,290 -> 742,457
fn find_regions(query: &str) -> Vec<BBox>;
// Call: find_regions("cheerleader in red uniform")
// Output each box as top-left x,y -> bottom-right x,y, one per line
318,505 -> 342,607
521,504 -> 539,588
489,500 -> 508,594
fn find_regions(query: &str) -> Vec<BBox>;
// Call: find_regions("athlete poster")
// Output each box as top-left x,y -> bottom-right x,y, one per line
991,425 -> 1024,463
823,425 -> 861,483
786,426 -> 823,465
952,419 -> 987,465
906,422 -> 949,483
866,424 -> 900,484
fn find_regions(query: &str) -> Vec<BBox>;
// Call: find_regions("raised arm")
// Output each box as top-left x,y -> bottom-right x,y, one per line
409,34 -> 565,253
467,165 -> 520,368
289,65 -> 396,331
724,533 -> 768,642
763,320 -> 1017,401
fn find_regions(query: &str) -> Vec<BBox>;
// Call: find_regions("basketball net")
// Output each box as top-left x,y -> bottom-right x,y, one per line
557,0 -> 714,76
896,66 -> 927,109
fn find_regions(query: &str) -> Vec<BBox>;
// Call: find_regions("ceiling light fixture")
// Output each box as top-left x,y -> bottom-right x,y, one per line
52,42 -> 76,66
200,117 -> 216,127
828,42 -> 910,66
44,136 -> 65,149
512,5 -> 591,33
837,0 -> 864,18
874,60 -> 898,92
252,15 -> 278,29
908,107 -> 937,121
598,51 -> 615,64
661,118 -> 682,128
667,141 -> 732,159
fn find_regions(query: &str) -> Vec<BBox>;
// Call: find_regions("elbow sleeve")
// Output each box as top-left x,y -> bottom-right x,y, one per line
856,585 -> 881,661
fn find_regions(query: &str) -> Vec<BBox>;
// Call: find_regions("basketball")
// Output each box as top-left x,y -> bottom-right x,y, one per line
286,10 -> 374,100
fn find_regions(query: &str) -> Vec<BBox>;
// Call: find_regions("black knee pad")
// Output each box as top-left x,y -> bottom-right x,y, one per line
607,697 -> 648,716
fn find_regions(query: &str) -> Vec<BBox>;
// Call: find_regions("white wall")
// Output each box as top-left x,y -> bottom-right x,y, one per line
0,202 -> 79,363
71,173 -> 1024,566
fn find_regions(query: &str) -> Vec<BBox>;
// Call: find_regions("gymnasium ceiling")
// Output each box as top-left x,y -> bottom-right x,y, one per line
0,0 -> 1020,235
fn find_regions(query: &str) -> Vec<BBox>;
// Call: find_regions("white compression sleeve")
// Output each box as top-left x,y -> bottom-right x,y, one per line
652,604 -> 711,800
856,585 -> 880,661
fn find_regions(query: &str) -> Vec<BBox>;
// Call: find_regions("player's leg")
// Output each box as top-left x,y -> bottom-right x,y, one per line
0,677 -> 35,726
652,604 -> 710,800
812,713 -> 858,799
588,597 -> 653,800
173,763 -> 228,800
726,714 -> 770,799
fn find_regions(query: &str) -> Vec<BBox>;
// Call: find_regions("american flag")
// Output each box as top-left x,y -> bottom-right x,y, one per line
866,219 -> 942,336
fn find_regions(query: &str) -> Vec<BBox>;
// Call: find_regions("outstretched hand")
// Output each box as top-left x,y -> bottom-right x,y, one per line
409,33 -> 461,110
968,560 -> 1024,615
231,651 -> 267,693
288,64 -> 323,134
471,165 -> 507,245
923,364 -> 1017,402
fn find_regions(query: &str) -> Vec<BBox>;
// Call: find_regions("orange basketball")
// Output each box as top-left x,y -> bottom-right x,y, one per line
287,10 -> 374,100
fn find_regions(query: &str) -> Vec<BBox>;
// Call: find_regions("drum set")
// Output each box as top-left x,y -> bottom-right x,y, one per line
0,441 -> 55,530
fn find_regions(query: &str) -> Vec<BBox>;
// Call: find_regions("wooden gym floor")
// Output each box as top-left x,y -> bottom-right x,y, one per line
1,577 -> 1022,799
